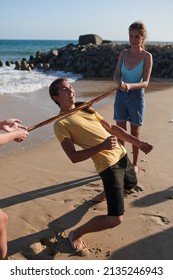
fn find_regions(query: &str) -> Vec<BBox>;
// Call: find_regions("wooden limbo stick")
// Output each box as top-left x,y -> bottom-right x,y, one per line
27,86 -> 117,132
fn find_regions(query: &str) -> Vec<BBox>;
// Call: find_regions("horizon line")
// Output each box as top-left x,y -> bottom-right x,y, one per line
0,38 -> 173,43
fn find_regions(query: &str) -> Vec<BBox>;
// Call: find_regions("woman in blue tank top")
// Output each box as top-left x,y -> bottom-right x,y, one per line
114,21 -> 153,174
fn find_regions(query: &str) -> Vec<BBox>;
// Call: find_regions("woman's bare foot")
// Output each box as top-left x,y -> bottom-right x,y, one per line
91,191 -> 106,203
133,165 -> 139,174
68,231 -> 85,251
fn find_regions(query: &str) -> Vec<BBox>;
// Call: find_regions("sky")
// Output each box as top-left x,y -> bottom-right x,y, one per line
1,0 -> 173,42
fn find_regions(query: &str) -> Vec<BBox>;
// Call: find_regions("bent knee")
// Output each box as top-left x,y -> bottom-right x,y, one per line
0,210 -> 8,228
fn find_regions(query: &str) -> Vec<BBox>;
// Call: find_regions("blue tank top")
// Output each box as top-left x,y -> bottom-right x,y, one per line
121,60 -> 144,83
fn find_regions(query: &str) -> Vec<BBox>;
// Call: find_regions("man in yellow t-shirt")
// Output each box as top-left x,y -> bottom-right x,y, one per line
49,78 -> 153,251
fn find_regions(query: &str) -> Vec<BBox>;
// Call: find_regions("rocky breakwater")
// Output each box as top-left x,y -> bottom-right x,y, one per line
2,34 -> 173,79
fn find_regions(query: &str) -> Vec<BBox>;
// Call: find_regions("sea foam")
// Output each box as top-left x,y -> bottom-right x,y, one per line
0,65 -> 82,95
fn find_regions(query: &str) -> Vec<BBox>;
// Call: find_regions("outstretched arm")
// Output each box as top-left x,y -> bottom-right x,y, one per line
0,129 -> 28,145
101,119 -> 153,154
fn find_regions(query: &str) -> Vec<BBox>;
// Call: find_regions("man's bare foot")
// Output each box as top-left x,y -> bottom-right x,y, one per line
68,231 -> 85,251
91,191 -> 106,203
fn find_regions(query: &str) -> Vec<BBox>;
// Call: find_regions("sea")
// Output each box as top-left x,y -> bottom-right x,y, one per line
0,39 -> 83,95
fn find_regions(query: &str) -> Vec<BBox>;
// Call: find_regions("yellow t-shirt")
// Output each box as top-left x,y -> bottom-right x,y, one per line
54,110 -> 126,173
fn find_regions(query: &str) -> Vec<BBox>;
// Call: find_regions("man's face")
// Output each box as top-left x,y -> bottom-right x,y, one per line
54,80 -> 76,109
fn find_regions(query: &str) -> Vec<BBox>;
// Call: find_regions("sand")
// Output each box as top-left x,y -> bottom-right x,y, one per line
0,79 -> 173,260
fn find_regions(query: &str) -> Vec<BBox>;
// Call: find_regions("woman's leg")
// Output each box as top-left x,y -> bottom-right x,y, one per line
130,124 -> 140,173
116,121 -> 127,146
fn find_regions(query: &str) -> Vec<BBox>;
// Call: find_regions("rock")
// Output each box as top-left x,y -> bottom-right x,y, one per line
5,60 -> 11,66
21,61 -> 31,71
43,63 -> 50,71
15,60 -> 21,70
79,34 -> 103,45
6,34 -> 173,79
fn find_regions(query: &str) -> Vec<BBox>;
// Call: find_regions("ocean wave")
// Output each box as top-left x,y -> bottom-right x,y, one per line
0,65 -> 82,95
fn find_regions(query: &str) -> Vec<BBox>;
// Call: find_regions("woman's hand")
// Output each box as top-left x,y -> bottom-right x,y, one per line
119,81 -> 130,92
13,128 -> 28,142
2,119 -> 27,132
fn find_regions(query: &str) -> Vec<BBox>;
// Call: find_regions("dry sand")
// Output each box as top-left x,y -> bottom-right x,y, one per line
0,79 -> 173,260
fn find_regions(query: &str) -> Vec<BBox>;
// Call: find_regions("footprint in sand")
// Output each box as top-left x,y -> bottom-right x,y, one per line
124,184 -> 144,197
141,213 -> 170,225
64,198 -> 74,203
21,235 -> 58,260
86,182 -> 102,187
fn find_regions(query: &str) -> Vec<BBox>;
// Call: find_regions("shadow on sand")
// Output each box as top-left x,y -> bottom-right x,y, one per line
5,179 -> 173,260
110,226 -> 173,260
4,175 -> 101,259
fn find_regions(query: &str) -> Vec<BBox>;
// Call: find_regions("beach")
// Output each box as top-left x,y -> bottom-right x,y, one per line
0,79 -> 173,260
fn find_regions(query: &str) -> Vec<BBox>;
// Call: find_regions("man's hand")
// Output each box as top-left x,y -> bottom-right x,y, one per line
139,141 -> 154,154
103,135 -> 118,150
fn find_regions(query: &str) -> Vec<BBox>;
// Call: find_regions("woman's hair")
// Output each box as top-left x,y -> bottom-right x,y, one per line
49,78 -> 95,114
128,21 -> 147,48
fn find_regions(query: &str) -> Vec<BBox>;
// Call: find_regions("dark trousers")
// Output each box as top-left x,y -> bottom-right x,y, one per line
99,154 -> 137,216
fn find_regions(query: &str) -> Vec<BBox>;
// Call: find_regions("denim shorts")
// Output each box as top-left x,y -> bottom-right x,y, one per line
99,155 -> 137,216
114,89 -> 145,126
